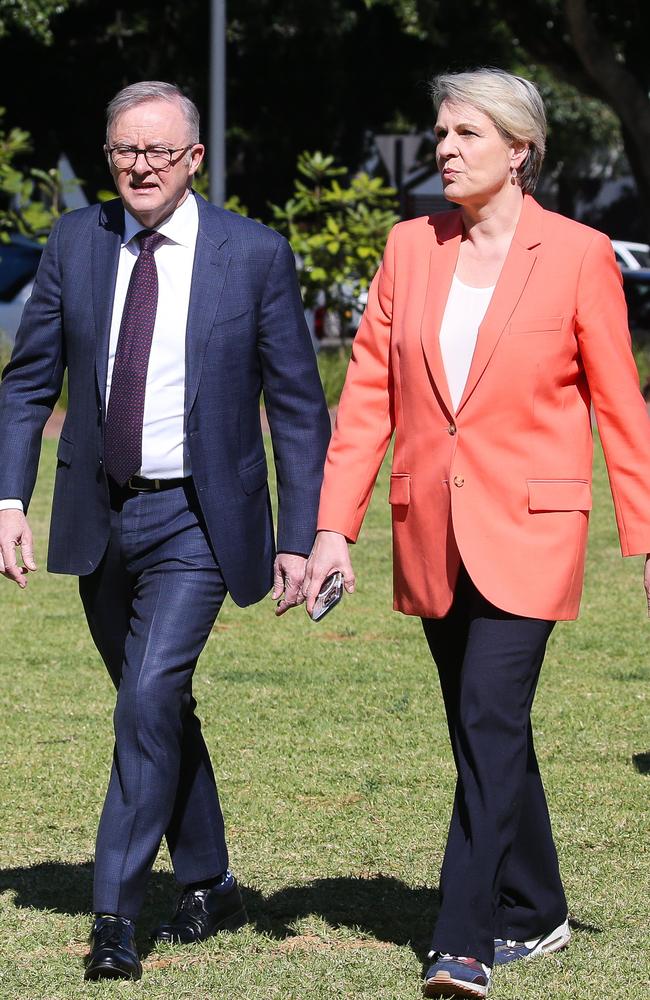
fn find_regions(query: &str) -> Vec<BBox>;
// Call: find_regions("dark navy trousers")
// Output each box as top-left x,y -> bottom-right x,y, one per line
79,481 -> 229,921
422,567 -> 567,967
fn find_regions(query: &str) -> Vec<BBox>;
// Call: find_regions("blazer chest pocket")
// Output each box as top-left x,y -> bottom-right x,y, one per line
509,316 -> 563,336
56,435 -> 74,467
238,456 -> 268,494
388,473 -> 410,505
528,479 -> 592,512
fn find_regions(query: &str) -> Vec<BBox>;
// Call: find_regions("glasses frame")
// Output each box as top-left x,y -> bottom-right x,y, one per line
107,144 -> 194,170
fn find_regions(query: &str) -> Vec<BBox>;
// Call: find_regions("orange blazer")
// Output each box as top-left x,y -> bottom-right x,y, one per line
317,195 -> 650,620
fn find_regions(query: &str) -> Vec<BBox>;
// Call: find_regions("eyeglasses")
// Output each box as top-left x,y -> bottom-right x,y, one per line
108,145 -> 193,170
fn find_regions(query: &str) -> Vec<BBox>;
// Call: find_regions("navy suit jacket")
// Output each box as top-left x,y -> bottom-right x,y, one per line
0,193 -> 331,606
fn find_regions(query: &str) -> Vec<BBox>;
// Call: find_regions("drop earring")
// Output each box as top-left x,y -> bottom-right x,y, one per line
511,166 -> 518,185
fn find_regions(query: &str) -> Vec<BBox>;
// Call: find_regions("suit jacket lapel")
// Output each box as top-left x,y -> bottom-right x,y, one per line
420,211 -> 462,417
185,195 -> 231,416
455,195 -> 542,413
92,200 -> 123,414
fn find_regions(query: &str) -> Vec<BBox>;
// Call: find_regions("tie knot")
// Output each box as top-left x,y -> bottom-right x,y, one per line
138,230 -> 166,254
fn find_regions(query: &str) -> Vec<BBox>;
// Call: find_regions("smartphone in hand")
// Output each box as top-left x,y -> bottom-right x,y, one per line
311,571 -> 344,622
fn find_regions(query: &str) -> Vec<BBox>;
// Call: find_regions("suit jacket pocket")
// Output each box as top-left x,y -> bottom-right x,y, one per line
56,435 -> 74,466
509,316 -> 563,335
528,479 -> 592,512
388,473 -> 410,505
239,456 -> 268,494
214,305 -> 254,328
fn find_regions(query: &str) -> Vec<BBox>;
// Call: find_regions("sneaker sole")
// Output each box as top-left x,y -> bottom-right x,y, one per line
530,925 -> 571,959
423,971 -> 488,999
493,924 -> 571,966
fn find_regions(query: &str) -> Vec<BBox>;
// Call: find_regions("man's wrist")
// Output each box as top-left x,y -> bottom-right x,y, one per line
0,499 -> 24,512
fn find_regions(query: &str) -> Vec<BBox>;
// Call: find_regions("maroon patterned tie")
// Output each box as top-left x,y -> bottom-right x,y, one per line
104,229 -> 166,485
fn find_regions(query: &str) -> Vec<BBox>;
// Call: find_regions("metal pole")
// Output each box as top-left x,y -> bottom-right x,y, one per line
394,138 -> 405,219
209,0 -> 226,206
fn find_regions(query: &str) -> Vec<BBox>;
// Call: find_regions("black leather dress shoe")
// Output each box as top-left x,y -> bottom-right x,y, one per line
84,914 -> 142,981
152,877 -> 248,944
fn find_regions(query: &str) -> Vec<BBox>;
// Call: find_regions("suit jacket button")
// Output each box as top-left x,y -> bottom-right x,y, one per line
448,423 -> 457,435
453,475 -> 464,487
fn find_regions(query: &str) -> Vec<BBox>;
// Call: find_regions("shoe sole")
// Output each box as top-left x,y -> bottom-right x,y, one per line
152,906 -> 248,945
84,963 -> 141,982
493,925 -> 571,966
423,971 -> 488,999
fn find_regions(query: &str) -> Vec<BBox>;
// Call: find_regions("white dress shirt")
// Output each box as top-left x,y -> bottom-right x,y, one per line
439,274 -> 494,412
0,192 -> 198,511
108,192 -> 198,479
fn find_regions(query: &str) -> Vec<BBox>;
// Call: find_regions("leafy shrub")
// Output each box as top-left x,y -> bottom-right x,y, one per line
317,345 -> 352,408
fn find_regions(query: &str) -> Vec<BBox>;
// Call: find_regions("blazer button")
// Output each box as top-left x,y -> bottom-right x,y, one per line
453,475 -> 464,487
448,423 -> 457,435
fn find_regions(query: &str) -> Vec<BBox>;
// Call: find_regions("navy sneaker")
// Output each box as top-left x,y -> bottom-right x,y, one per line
493,917 -> 570,966
423,952 -> 491,998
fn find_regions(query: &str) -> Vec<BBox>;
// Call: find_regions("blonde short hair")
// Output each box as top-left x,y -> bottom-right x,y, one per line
430,68 -> 546,194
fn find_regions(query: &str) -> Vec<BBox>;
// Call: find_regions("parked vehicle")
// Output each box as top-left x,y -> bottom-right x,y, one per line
611,240 -> 650,271
621,267 -> 650,335
0,235 -> 43,344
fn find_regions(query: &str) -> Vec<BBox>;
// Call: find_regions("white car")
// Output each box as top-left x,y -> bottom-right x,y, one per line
611,240 -> 650,271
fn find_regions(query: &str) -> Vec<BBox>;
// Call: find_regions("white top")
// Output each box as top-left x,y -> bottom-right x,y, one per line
107,192 -> 199,479
0,193 -> 199,511
439,274 -> 494,411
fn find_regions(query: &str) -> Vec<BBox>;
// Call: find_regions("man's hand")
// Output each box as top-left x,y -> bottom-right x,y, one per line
302,530 -> 355,618
0,509 -> 36,589
645,554 -> 649,618
272,552 -> 308,616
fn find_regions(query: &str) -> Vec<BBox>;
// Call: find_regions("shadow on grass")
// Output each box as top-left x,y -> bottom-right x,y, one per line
632,751 -> 650,775
255,875 -> 438,957
0,862 -> 438,959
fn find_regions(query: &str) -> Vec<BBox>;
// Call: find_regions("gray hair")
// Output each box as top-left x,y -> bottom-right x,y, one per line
430,68 -> 546,195
106,81 -> 200,145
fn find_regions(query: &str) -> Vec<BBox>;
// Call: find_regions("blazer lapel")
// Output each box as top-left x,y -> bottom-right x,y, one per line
92,200 -> 123,414
185,195 -> 231,416
456,195 -> 543,414
420,211 -> 462,417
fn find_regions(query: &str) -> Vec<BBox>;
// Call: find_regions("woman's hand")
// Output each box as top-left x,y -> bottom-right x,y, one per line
302,530 -> 356,618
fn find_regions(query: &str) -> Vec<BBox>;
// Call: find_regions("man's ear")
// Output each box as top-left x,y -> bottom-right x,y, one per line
188,144 -> 206,177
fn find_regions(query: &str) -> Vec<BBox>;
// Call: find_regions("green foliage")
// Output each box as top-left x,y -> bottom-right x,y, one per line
0,0 -> 69,43
0,109 -> 71,242
317,345 -> 352,408
632,341 -> 650,389
271,151 -> 398,315
0,331 -> 11,370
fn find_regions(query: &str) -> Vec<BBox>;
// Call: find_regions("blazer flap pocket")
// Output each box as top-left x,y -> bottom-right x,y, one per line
215,304 -> 254,328
239,456 -> 268,495
510,316 -> 563,335
56,435 -> 74,466
528,479 -> 592,512
389,473 -> 411,505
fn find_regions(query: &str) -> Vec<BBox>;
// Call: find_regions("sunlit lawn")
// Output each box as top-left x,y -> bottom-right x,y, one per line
0,433 -> 647,999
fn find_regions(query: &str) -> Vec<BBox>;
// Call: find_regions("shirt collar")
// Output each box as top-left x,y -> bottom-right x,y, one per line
122,189 -> 199,249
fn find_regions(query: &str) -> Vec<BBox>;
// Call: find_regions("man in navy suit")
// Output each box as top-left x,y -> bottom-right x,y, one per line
0,81 -> 330,981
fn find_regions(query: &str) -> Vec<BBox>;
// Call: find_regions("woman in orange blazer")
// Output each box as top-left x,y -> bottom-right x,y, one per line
303,69 -> 650,999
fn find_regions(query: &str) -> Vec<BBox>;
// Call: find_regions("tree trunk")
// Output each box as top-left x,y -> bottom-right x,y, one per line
564,0 -> 650,233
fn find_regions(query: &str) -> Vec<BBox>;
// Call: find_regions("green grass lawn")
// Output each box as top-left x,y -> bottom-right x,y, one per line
0,435 -> 647,999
